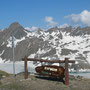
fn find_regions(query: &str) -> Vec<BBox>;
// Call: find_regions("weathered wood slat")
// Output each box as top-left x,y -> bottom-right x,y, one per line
22,58 -> 75,63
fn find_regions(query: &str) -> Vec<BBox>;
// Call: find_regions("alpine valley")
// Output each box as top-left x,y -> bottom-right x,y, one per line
0,22 -> 90,72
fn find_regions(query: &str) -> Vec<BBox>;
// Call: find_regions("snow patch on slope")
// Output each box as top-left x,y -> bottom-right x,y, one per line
0,50 -> 5,56
1,42 -> 5,46
7,37 -> 25,48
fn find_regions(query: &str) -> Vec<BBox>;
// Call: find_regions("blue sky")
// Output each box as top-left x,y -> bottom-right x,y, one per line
0,0 -> 90,30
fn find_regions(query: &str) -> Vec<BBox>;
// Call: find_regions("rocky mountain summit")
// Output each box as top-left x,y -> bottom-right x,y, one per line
0,22 -> 90,71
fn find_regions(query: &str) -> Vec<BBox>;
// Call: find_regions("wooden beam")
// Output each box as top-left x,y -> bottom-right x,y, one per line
24,56 -> 28,79
22,58 -> 75,63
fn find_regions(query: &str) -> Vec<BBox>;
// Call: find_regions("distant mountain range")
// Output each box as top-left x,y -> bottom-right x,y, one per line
0,22 -> 90,71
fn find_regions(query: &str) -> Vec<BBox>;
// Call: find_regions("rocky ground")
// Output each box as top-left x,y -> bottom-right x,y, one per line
0,74 -> 90,90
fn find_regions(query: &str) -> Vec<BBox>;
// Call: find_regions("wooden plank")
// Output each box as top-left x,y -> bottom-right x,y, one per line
35,65 -> 65,78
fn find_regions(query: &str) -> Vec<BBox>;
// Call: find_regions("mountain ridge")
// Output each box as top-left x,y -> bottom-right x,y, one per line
0,22 -> 90,71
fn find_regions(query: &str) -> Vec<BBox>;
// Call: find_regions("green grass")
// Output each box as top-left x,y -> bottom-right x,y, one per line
0,70 -> 10,79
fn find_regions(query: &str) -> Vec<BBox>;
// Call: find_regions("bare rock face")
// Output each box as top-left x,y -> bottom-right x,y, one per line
0,22 -> 27,61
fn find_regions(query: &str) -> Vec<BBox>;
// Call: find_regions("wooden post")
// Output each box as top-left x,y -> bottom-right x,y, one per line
24,56 -> 28,79
65,58 -> 69,85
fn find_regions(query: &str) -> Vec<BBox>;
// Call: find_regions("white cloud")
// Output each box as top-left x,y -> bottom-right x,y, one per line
65,10 -> 90,26
25,26 -> 38,31
45,16 -> 58,27
31,26 -> 38,31
59,23 -> 69,28
25,27 -> 31,31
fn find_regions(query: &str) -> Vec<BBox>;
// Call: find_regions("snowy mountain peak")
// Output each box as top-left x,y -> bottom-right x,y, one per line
9,22 -> 23,29
0,22 -> 90,70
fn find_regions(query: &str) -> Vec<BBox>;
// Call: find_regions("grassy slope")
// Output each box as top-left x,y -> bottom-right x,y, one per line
0,70 -> 10,77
